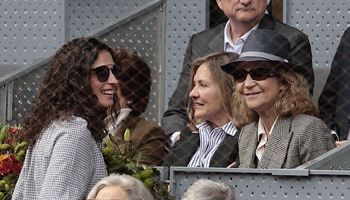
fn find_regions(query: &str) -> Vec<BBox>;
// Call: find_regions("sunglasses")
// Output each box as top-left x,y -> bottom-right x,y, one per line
91,65 -> 121,82
231,67 -> 279,83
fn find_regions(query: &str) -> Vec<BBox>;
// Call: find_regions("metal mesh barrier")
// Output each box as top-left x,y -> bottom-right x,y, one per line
298,143 -> 350,170
1,0 -> 164,124
285,0 -> 350,101
285,0 -> 350,140
169,167 -> 350,200
12,64 -> 48,123
1,0 -> 350,199
100,4 -> 164,122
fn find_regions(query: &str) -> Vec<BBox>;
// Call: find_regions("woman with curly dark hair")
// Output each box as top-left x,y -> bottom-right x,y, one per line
13,37 -> 120,200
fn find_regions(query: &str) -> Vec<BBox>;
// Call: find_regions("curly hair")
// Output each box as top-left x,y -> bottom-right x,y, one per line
187,52 -> 239,129
232,67 -> 318,128
21,37 -> 119,146
113,48 -> 151,116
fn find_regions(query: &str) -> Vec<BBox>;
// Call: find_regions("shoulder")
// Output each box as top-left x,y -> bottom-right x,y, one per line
289,114 -> 331,136
34,117 -> 98,164
238,122 -> 258,141
134,117 -> 163,131
291,114 -> 324,126
135,117 -> 158,127
240,121 -> 258,133
343,27 -> 350,37
339,27 -> 350,45
260,14 -> 308,42
175,127 -> 199,146
289,115 -> 335,148
46,116 -> 95,145
180,126 -> 198,137
129,116 -> 165,136
190,23 -> 225,41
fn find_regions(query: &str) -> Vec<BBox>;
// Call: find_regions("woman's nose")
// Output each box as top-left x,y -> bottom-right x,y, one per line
189,87 -> 199,98
107,71 -> 118,85
243,74 -> 256,87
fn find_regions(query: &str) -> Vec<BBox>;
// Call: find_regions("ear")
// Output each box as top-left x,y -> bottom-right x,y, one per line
216,0 -> 223,10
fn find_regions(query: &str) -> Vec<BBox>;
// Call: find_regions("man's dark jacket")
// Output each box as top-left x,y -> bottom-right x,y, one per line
318,27 -> 350,140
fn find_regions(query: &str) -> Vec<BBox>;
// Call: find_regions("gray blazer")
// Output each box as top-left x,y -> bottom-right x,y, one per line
162,14 -> 314,135
238,114 -> 336,169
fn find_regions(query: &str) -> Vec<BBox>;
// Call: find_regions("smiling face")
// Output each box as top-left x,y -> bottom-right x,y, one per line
90,50 -> 118,108
189,63 -> 230,127
216,0 -> 266,25
235,65 -> 281,117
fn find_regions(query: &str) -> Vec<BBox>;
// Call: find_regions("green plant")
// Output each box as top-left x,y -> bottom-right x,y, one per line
103,128 -> 173,200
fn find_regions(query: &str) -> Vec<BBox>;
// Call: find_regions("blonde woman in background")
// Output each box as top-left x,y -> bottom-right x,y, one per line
163,52 -> 239,167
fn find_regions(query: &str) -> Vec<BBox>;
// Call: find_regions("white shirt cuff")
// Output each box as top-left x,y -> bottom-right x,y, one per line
169,131 -> 181,147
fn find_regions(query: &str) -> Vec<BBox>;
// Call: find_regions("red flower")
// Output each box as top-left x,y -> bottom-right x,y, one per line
0,154 -> 22,175
8,127 -> 18,135
6,137 -> 15,145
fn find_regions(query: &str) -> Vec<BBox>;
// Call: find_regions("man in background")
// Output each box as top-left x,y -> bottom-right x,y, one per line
318,27 -> 350,143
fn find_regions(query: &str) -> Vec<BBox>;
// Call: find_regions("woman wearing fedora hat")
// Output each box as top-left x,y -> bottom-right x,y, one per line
222,29 -> 335,169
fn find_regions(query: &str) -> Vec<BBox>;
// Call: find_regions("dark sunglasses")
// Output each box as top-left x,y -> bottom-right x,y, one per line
91,65 -> 121,82
232,67 -> 279,83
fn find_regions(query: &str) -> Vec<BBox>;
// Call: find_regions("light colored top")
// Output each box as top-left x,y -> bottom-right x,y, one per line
12,116 -> 107,200
256,117 -> 279,161
106,107 -> 132,134
223,20 -> 259,53
187,121 -> 237,167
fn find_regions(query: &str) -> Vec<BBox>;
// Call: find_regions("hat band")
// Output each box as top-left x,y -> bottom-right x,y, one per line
240,51 -> 289,63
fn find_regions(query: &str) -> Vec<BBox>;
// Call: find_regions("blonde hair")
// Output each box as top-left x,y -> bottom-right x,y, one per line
87,174 -> 154,200
232,68 -> 318,128
187,52 -> 239,129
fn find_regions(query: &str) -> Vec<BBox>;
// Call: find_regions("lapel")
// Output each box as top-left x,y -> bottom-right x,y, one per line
205,15 -> 275,55
207,24 -> 225,53
258,14 -> 276,30
210,134 -> 239,167
258,116 -> 294,168
171,129 -> 200,166
205,15 -> 275,54
241,123 -> 259,168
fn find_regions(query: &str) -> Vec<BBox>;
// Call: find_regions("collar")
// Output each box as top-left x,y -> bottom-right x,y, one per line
257,116 -> 279,138
196,121 -> 238,137
223,20 -> 259,53
106,108 -> 132,133
115,108 -> 132,125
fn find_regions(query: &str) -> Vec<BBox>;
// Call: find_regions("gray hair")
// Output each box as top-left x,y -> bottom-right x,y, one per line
181,179 -> 235,200
87,174 -> 154,200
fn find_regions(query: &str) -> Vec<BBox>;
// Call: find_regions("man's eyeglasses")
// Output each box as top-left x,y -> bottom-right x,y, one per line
231,67 -> 279,83
91,65 -> 121,82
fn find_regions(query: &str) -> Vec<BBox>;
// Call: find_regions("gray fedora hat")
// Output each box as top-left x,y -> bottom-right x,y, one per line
221,29 -> 307,76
